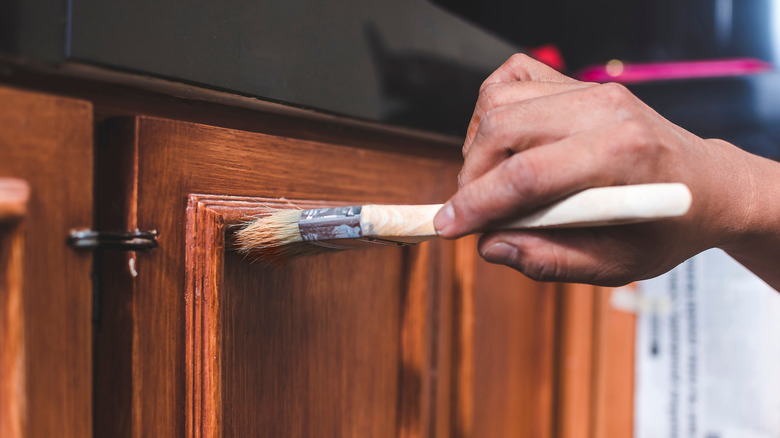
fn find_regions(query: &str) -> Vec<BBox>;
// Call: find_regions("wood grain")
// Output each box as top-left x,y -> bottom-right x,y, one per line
469,257 -> 558,438
0,179 -> 28,438
555,285 -> 637,438
100,116 -> 465,437
556,284 -> 598,438
591,287 -> 636,438
0,86 -> 93,438
451,236 -> 477,438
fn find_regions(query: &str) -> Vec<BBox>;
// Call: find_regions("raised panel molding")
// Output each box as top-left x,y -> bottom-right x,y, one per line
185,195 -> 443,438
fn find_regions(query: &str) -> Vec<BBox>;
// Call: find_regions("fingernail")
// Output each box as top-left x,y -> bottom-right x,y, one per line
481,242 -> 517,265
433,203 -> 455,235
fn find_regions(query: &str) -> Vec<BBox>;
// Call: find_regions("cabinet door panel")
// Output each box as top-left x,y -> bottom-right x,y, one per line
185,196 -> 444,438
222,250 -> 404,436
0,86 -> 93,438
102,117 -> 462,437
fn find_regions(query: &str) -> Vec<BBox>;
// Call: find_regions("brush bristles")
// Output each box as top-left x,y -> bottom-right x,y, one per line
234,209 -> 336,264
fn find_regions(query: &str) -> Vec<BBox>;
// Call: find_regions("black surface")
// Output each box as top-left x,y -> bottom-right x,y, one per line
437,0 -> 780,160
435,0 -> 777,71
0,0 -> 67,61
64,0 -> 518,135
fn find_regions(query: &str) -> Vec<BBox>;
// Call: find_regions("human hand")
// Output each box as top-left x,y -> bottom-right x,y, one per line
433,54 -> 767,286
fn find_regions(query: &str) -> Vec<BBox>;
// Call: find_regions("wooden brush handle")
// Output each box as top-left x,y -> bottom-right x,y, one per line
361,183 -> 692,240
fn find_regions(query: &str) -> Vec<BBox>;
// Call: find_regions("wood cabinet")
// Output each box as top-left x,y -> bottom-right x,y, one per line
0,86 -> 93,438
0,79 -> 635,437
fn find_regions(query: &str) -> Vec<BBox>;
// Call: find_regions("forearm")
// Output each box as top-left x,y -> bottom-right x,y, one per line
718,143 -> 780,290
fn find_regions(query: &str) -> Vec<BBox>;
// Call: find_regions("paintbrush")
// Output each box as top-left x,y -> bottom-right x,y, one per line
235,183 -> 691,264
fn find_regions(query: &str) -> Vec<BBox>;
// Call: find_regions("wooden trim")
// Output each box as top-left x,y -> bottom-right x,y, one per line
451,236 -> 476,438
398,242 -> 432,438
554,284 -> 637,438
556,284 -> 597,438
591,287 -> 636,438
0,179 -> 30,222
185,194 -> 438,438
0,179 -> 28,438
534,281 -> 558,438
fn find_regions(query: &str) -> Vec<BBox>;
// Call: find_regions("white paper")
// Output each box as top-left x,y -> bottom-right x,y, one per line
635,249 -> 780,438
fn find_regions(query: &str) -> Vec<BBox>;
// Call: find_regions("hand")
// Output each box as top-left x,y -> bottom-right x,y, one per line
434,54 -> 780,287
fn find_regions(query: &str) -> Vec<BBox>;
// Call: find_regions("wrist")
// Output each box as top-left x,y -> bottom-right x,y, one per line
710,139 -> 780,259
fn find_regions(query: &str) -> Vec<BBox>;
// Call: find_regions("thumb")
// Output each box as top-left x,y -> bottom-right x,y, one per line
477,229 -> 640,286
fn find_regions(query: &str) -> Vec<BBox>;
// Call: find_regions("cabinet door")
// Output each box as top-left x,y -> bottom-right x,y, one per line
0,86 -> 93,438
98,116 -> 462,438
97,115 -> 564,438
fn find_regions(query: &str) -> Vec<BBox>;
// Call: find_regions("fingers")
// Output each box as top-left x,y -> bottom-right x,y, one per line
460,84 -> 631,187
463,81 -> 594,157
481,53 -> 578,88
437,130 -> 628,238
476,229 -> 641,286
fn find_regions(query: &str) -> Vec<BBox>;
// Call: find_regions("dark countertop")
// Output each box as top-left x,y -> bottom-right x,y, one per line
1,0 -> 519,136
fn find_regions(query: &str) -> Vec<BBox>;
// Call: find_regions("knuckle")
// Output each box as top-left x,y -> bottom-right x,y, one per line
598,82 -> 633,106
457,170 -> 467,188
504,155 -> 542,200
450,185 -> 480,219
476,107 -> 503,140
477,104 -> 518,145
478,83 -> 503,109
479,77 -> 493,92
481,53 -> 534,91
507,53 -> 534,68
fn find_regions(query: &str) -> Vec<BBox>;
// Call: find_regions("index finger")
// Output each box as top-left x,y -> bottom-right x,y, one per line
435,130 -> 625,238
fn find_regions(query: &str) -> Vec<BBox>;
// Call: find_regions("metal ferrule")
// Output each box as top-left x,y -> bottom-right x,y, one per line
298,206 -> 363,242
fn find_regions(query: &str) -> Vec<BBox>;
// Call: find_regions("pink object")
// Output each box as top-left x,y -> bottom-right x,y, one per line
529,44 -> 566,71
576,58 -> 773,83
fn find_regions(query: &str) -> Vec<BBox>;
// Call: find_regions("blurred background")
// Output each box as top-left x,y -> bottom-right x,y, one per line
437,0 -> 775,69
435,0 -> 780,160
